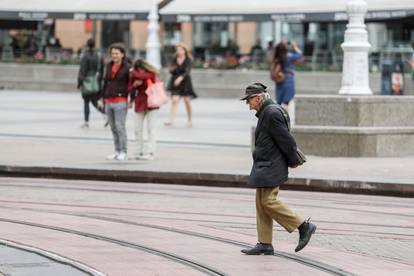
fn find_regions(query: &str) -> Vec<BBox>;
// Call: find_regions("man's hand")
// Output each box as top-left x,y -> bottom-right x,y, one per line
128,102 -> 133,109
97,98 -> 104,110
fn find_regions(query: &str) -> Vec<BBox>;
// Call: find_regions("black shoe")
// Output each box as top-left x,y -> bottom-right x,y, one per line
295,218 -> 317,252
241,243 -> 274,255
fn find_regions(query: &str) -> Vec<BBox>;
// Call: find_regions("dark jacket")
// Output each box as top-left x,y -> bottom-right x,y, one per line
248,99 -> 300,188
77,50 -> 103,89
101,60 -> 131,99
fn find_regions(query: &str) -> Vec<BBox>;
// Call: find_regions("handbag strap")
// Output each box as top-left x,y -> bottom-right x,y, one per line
147,78 -> 154,86
275,105 -> 291,131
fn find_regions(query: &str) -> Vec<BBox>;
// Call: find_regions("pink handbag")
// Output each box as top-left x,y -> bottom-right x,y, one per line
145,77 -> 168,108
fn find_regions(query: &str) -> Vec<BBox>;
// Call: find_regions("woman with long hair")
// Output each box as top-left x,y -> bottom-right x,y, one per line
165,43 -> 197,127
271,41 -> 303,111
99,43 -> 131,161
128,59 -> 159,160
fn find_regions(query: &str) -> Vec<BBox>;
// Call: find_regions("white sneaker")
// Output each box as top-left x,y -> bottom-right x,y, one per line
116,152 -> 128,161
106,152 -> 119,160
137,153 -> 154,161
80,122 -> 89,128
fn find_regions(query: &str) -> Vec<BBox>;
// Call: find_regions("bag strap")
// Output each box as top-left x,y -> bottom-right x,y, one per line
261,103 -> 291,131
96,51 -> 101,75
275,105 -> 291,131
147,78 -> 154,86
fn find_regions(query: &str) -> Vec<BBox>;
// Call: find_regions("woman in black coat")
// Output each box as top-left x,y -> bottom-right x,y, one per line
165,43 -> 197,128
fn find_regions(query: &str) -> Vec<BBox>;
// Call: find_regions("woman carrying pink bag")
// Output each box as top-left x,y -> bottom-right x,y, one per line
128,59 -> 162,161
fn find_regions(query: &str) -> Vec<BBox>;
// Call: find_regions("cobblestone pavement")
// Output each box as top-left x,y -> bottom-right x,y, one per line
0,177 -> 413,275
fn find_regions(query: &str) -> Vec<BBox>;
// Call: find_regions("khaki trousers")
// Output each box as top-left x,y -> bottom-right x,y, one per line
256,187 -> 303,244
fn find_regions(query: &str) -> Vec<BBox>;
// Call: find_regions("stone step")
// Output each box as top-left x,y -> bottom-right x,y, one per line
295,95 -> 414,127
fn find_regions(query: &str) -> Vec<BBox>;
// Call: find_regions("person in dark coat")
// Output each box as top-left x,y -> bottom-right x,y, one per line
77,38 -> 105,128
165,43 -> 197,128
240,83 -> 316,255
98,43 -> 131,161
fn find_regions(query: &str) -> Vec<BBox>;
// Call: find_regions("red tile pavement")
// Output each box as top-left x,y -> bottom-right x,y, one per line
0,177 -> 413,275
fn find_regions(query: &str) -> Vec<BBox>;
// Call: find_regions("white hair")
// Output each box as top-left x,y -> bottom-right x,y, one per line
259,92 -> 270,103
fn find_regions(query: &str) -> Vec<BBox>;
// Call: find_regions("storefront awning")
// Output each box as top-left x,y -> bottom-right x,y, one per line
0,0 -> 162,21
160,0 -> 414,22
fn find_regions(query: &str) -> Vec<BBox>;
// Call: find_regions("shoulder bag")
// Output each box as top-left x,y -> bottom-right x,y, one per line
145,77 -> 168,108
270,62 -> 285,83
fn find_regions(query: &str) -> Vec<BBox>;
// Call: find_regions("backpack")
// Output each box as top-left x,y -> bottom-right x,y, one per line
82,52 -> 101,95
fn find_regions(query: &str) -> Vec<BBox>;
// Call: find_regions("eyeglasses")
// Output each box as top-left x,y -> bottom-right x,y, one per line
246,95 -> 259,103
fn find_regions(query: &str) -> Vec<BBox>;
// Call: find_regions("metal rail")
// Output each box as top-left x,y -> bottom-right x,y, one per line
0,217 -> 227,276
0,205 -> 355,276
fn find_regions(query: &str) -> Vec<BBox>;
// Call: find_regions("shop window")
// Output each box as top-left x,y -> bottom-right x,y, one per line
101,21 -> 130,49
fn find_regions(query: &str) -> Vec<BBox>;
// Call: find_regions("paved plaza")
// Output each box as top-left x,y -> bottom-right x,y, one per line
0,177 -> 413,275
0,89 -> 414,275
1,90 -> 414,186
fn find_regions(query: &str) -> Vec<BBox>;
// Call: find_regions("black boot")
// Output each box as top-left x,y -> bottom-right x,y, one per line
295,218 -> 316,252
241,243 -> 274,255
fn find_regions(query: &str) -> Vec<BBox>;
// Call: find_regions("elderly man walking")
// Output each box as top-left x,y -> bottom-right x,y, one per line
240,83 -> 316,255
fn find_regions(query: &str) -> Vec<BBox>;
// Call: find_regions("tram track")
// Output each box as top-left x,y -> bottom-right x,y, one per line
4,179 -> 414,210
2,199 -> 414,236
1,182 -> 413,219
1,179 -> 412,274
0,205 -> 355,276
0,217 -> 227,276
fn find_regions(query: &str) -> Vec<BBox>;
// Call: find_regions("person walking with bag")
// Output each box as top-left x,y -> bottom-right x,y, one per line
77,38 -> 105,128
98,43 -> 131,161
271,41 -> 304,111
165,43 -> 197,128
240,83 -> 316,255
128,59 -> 163,161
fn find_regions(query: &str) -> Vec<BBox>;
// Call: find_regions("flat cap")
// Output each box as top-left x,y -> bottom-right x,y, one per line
240,83 -> 267,100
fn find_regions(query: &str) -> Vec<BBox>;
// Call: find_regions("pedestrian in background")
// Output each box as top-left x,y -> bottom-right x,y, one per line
165,43 -> 197,128
271,41 -> 304,112
240,83 -> 316,255
98,43 -> 131,161
128,59 -> 159,161
77,38 -> 104,128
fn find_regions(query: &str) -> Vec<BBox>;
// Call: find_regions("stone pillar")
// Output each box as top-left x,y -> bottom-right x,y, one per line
274,20 -> 282,43
146,0 -> 161,69
339,0 -> 372,95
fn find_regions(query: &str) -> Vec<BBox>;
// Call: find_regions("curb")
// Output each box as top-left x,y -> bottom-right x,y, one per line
0,165 -> 413,197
